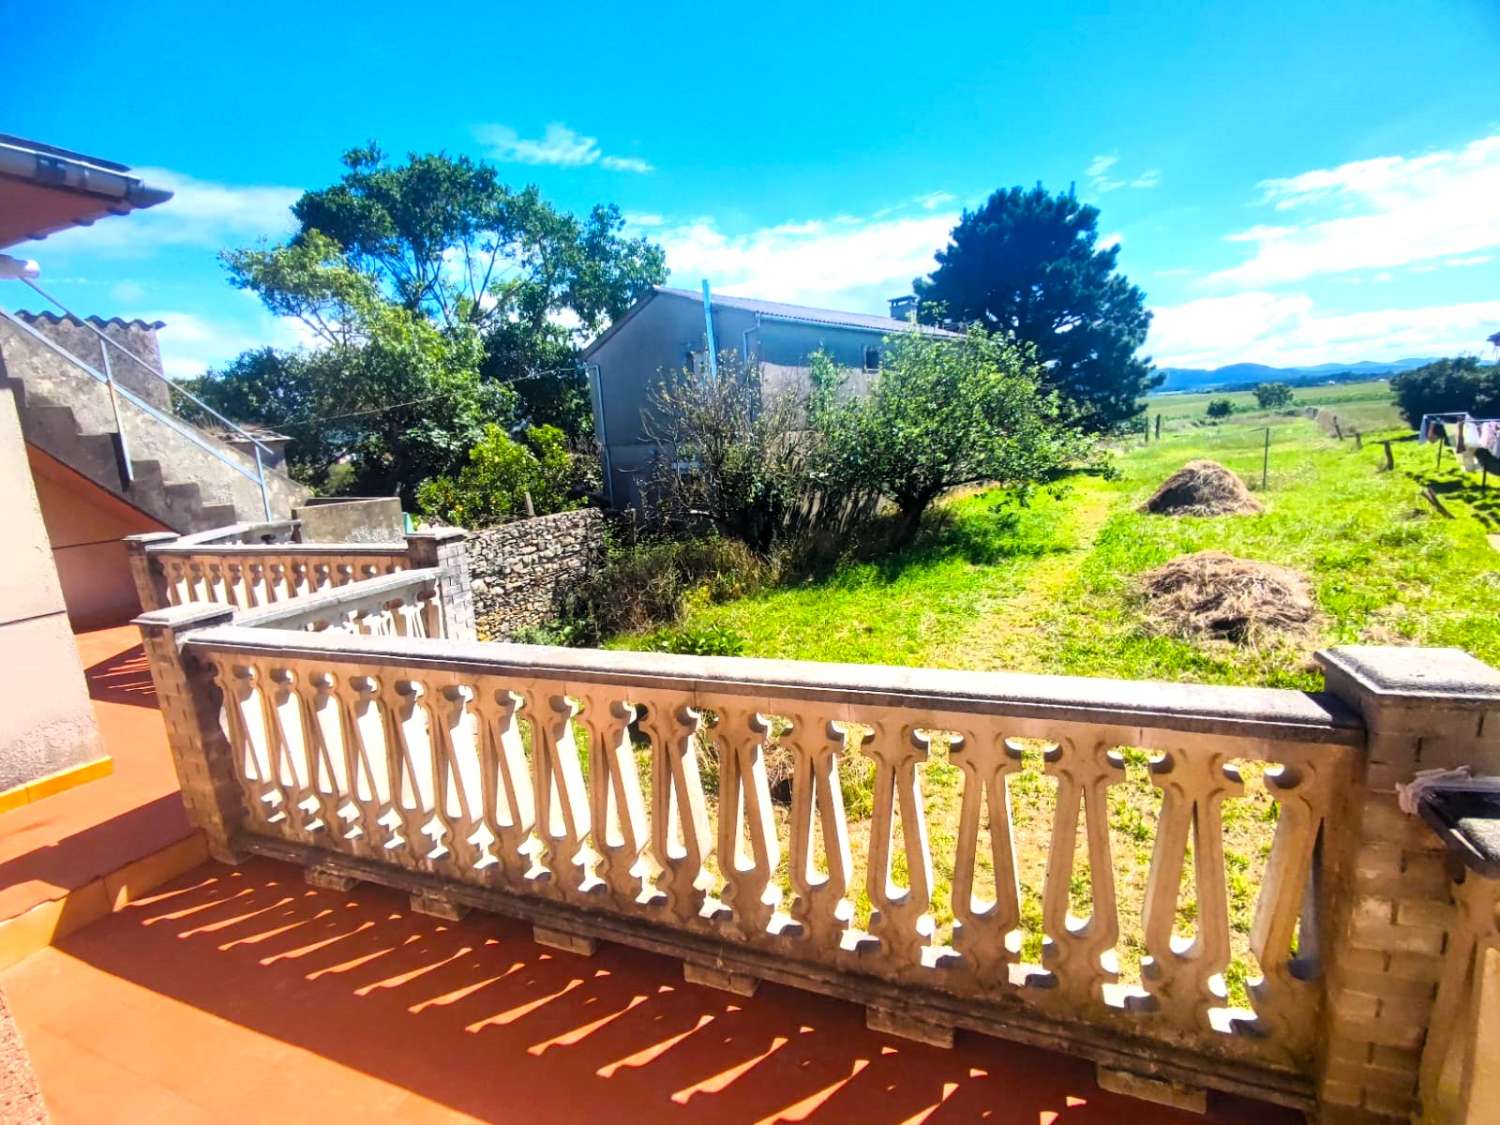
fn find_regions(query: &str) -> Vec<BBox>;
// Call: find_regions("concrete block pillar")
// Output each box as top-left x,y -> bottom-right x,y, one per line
124,531 -> 179,612
405,529 -> 475,641
1314,645 -> 1500,1121
134,602 -> 246,864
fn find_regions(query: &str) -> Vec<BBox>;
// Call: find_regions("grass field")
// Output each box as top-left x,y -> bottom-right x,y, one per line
1149,378 -> 1402,433
603,378 -> 1500,1004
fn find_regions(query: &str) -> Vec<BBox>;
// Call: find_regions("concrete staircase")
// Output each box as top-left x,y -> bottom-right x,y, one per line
0,314 -> 307,534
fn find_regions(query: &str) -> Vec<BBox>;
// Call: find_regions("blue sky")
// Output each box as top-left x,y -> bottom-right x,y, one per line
7,0 -> 1500,377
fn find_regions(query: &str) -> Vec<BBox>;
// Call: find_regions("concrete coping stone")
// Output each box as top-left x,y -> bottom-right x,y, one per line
134,602 -> 237,631
1318,645 -> 1500,709
184,627 -> 1366,745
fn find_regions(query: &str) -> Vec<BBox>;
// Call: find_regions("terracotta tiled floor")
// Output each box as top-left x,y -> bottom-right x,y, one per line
0,625 -> 191,925
0,626 -> 1303,1123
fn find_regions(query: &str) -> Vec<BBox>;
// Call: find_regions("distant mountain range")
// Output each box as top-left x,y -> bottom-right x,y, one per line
1156,358 -> 1437,394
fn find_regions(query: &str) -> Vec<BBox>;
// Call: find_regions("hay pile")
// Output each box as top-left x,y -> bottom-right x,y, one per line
1137,551 -> 1317,644
1140,460 -> 1264,517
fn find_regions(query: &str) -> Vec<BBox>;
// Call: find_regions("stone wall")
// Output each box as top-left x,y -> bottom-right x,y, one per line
466,508 -> 604,639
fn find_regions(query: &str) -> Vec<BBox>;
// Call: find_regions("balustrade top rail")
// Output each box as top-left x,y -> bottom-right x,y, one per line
232,568 -> 441,633
185,625 -> 1363,745
148,540 -> 406,557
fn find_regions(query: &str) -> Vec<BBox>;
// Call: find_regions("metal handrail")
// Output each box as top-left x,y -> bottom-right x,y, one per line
0,307 -> 273,518
17,278 -> 277,456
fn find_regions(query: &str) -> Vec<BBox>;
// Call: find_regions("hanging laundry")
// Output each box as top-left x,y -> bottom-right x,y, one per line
1481,420 -> 1500,457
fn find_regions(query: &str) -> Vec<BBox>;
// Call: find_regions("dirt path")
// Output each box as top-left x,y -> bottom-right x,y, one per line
938,482 -> 1117,671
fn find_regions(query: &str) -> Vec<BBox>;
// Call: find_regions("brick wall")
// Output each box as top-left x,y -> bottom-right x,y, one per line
466,508 -> 604,639
1315,647 -> 1500,1122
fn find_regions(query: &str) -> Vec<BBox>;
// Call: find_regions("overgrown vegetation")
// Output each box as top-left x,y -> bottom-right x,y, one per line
643,323 -> 1101,554
416,423 -> 586,527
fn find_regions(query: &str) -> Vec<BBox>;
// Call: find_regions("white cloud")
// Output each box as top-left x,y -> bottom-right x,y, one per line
915,191 -> 958,210
35,167 -> 300,258
474,123 -> 653,173
1147,290 -> 1500,369
1446,254 -> 1493,267
110,280 -> 146,303
1099,232 -> 1124,251
1209,134 -> 1500,287
601,155 -> 654,173
138,305 -> 316,380
656,208 -> 959,313
623,212 -> 665,228
1087,154 -> 1159,194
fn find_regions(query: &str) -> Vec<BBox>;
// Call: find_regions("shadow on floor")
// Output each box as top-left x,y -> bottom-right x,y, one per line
83,643 -> 157,709
57,859 -> 1299,1124
0,794 -> 189,917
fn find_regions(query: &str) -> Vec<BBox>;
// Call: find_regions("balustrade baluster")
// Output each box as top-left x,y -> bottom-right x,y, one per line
377,677 -> 434,860
1037,738 -> 1124,1011
472,684 -> 536,880
950,725 -> 1025,986
1242,753 -> 1335,1056
787,713 -> 858,949
257,662 -> 322,838
1140,748 -> 1242,1031
709,699 -> 783,938
525,690 -> 597,893
639,695 -> 715,922
864,721 -> 944,972
583,698 -> 654,907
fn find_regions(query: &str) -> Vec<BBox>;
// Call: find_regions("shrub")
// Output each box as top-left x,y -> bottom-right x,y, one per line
817,325 -> 1102,544
643,351 -> 839,552
641,621 -> 747,657
1206,398 -> 1234,419
1253,382 -> 1294,409
553,533 -> 773,643
1390,357 -> 1500,427
416,423 -> 581,528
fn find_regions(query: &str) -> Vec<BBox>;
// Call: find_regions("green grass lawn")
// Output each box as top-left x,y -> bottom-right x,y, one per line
612,384 -> 1497,686
602,379 -> 1500,1003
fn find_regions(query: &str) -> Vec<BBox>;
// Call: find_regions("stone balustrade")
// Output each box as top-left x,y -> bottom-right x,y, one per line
130,570 -> 1500,1122
126,526 -> 475,638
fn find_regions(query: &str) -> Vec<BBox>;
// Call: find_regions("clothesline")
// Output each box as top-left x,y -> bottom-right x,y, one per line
1418,411 -> 1500,471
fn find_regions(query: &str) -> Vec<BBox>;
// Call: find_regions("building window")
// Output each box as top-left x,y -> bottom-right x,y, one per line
863,345 -> 880,372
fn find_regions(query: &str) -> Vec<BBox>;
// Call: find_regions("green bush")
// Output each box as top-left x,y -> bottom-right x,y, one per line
1390,357 -> 1500,427
416,423 -> 581,528
544,533 -> 773,644
1206,398 -> 1234,419
642,621 -> 747,657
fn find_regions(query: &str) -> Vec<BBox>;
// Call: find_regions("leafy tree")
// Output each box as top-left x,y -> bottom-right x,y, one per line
1206,398 -> 1234,418
416,423 -> 582,528
1390,357 -> 1500,426
820,325 -> 1100,543
1253,382 -> 1294,409
288,145 -> 665,433
199,231 -> 514,502
913,185 -> 1158,430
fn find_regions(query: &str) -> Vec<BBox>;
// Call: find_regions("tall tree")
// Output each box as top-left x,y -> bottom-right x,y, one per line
201,231 -> 514,503
289,145 -> 666,432
914,185 -> 1158,429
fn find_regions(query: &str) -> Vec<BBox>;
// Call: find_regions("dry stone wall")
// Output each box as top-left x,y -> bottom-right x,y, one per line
465,508 -> 604,639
